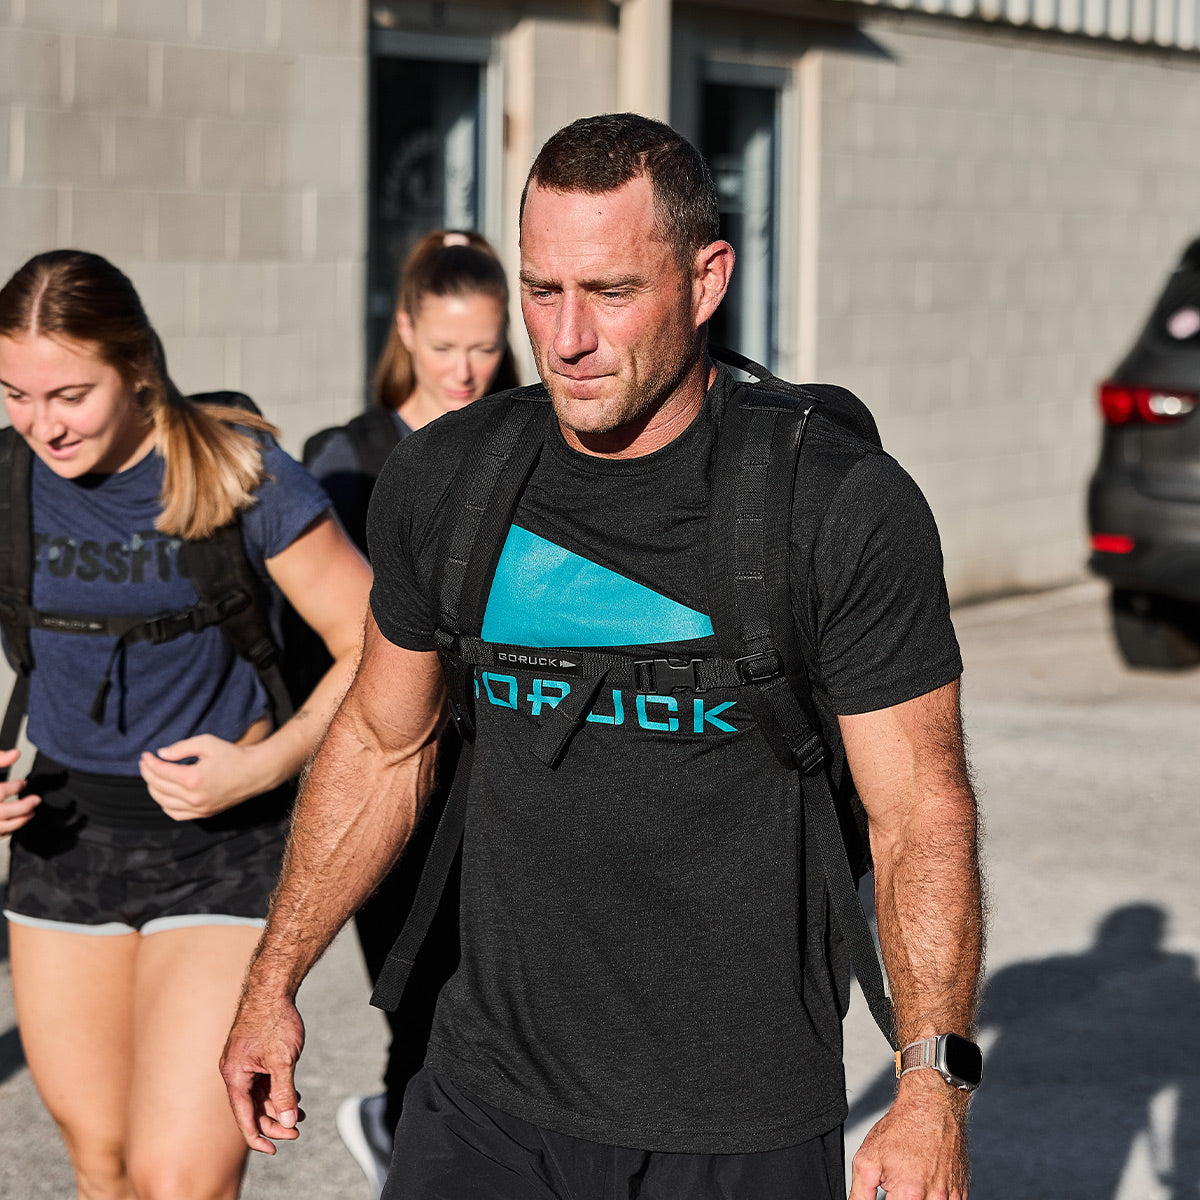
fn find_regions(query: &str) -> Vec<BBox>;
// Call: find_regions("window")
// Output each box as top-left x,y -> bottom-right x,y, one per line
700,73 -> 783,370
367,32 -> 499,383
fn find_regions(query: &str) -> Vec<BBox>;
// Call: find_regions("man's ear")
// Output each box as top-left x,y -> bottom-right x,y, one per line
692,240 -> 735,329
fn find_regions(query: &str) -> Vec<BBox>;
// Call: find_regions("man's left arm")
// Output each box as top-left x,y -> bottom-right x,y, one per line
840,678 -> 984,1200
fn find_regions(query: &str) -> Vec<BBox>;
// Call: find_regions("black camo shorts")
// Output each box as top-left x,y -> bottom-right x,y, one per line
3,755 -> 291,935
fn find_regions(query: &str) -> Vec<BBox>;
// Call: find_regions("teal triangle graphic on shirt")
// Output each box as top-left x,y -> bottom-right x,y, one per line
481,524 -> 713,648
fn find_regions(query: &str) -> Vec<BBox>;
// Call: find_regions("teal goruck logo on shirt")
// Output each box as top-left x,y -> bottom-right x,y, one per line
475,525 -> 739,735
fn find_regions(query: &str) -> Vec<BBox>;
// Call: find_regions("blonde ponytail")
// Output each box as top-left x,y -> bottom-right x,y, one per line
153,394 -> 280,540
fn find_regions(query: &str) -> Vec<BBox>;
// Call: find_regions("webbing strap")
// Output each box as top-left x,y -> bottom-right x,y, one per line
444,633 -> 770,694
371,738 -> 475,1012
0,671 -> 28,783
434,394 -> 552,741
181,526 -> 294,724
528,669 -> 610,768
805,768 -> 898,1048
439,396 -> 551,636
709,384 -> 898,1049
0,427 -> 34,675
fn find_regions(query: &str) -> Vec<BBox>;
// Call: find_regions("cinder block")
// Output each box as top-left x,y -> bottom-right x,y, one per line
275,0 -> 366,54
300,53 -> 364,119
112,114 -> 189,188
235,51 -> 301,116
274,260 -> 342,329
73,35 -> 152,109
161,44 -> 235,115
0,28 -> 62,104
68,187 -> 150,260
312,322 -> 364,397
16,0 -> 107,33
279,118 -> 343,190
126,260 -> 190,335
238,191 -> 303,260
192,118 -> 276,189
22,108 -> 106,186
0,187 -> 59,261
107,0 -> 192,42
190,0 -> 276,50
239,330 -> 306,403
315,193 -> 364,260
161,332 -> 235,396
189,262 -> 274,334
156,191 -> 230,259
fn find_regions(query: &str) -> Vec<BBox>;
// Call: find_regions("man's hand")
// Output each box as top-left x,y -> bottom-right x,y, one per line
220,989 -> 308,1155
849,1072 -> 970,1200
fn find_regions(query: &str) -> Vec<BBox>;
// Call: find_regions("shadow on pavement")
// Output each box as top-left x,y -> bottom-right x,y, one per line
847,903 -> 1200,1199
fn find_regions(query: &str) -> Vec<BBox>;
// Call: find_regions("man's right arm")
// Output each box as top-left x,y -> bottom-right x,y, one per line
220,613 -> 447,1154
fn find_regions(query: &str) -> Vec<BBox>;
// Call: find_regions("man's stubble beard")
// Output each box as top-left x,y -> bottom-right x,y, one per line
538,328 -> 701,440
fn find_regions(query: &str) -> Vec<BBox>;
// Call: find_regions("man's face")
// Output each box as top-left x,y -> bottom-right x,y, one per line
519,177 -> 711,452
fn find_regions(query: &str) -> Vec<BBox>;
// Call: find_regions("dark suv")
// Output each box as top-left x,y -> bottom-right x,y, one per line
1088,237 -> 1200,667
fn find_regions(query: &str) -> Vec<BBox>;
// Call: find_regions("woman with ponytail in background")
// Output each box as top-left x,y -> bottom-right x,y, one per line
0,249 -> 372,1200
305,229 -> 519,553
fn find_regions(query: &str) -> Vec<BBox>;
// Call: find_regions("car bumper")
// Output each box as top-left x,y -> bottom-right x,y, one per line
1088,472 -> 1200,603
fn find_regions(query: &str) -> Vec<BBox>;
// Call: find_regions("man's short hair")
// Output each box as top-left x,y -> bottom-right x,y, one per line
520,113 -> 720,269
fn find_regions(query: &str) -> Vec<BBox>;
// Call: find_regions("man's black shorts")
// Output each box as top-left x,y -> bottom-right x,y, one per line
382,1067 -> 845,1200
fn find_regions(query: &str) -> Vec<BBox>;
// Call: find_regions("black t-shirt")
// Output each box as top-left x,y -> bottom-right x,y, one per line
367,366 -> 962,1153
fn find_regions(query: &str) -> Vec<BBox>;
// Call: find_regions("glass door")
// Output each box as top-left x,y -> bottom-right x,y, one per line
367,34 -> 494,384
700,79 -> 780,370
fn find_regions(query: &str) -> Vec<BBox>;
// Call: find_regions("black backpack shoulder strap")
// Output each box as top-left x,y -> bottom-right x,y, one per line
179,390 -> 293,723
0,427 -> 33,779
178,522 -> 294,726
707,355 -> 899,1050
372,387 -> 555,1012
0,426 -> 33,676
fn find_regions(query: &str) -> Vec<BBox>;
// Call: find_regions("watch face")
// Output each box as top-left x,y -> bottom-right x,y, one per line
942,1033 -> 984,1087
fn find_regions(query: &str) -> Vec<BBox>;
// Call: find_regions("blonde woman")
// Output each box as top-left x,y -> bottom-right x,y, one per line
0,249 -> 371,1200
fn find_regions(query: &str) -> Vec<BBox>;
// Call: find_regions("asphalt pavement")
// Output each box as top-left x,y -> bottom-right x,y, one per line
2,578 -> 1198,1199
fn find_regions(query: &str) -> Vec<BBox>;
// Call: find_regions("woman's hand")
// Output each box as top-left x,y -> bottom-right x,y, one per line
0,748 -> 39,835
139,735 -> 273,821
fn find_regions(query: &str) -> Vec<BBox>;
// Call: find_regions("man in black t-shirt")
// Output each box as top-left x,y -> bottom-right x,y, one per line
223,114 -> 983,1200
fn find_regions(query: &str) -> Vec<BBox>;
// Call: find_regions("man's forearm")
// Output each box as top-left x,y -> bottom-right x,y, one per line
873,781 -> 984,1046
244,692 -> 442,1003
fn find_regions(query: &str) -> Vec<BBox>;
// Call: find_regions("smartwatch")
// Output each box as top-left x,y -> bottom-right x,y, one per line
895,1033 -> 983,1092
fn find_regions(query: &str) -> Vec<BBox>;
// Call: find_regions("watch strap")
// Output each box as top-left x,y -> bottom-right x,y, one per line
894,1035 -> 938,1079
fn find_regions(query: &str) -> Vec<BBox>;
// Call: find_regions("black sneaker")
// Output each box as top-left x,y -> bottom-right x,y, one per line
336,1093 -> 393,1198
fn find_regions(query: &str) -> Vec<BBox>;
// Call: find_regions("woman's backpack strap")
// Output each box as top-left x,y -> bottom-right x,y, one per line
0,429 -> 33,779
179,525 -> 294,725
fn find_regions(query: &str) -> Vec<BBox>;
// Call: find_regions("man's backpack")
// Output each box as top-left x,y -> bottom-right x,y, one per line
368,348 -> 901,1051
0,391 -> 293,780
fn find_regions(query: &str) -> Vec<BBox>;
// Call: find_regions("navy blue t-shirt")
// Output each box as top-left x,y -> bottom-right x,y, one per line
23,438 -> 329,775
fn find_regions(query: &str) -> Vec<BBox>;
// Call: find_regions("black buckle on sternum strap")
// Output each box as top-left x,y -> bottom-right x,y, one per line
633,657 -> 702,693
735,649 -> 785,684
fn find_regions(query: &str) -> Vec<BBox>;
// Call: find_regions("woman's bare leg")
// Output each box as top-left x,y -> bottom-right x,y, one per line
126,923 -> 262,1200
9,921 -> 139,1200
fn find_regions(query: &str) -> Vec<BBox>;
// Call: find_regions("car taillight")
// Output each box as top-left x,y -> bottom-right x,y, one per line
1090,533 -> 1135,554
1098,382 -> 1198,425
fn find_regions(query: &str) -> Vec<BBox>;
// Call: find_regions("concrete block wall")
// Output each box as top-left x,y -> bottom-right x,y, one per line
815,19 -> 1200,601
0,0 -> 367,455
